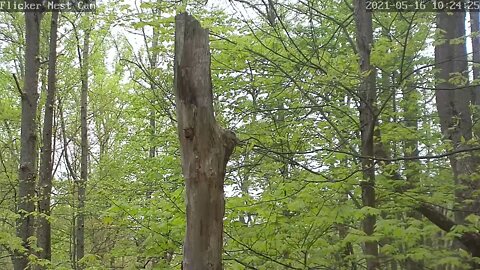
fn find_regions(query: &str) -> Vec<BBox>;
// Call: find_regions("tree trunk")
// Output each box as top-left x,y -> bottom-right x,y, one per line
146,15 -> 161,267
76,29 -> 90,269
354,0 -> 379,269
401,69 -> 425,270
147,22 -> 159,199
14,5 -> 42,270
432,9 -> 480,266
435,9 -> 475,225
57,100 -> 78,269
37,5 -> 59,266
471,10 -> 480,107
174,13 -> 237,270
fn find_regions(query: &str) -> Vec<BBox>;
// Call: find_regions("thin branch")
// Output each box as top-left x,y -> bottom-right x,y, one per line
251,143 -> 480,163
12,73 -> 22,96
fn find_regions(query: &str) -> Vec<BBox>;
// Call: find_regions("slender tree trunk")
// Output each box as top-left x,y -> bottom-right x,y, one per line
58,100 -> 78,269
76,29 -> 90,269
338,211 -> 356,270
471,10 -> 480,107
402,70 -> 425,270
37,5 -> 59,266
149,111 -> 156,156
146,18 -> 161,268
354,0 -> 378,269
174,13 -> 237,270
14,5 -> 42,270
402,73 -> 420,189
470,10 -> 480,145
147,24 -> 159,199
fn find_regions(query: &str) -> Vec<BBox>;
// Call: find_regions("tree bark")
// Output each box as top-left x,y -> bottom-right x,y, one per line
354,0 -> 379,269
14,4 -> 42,270
76,28 -> 90,269
430,9 -> 480,266
37,4 -> 59,266
174,13 -> 237,270
471,10 -> 480,107
435,9 -> 476,225
147,21 -> 159,199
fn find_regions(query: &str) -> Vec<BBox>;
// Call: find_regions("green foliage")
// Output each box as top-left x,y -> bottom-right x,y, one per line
0,0 -> 478,269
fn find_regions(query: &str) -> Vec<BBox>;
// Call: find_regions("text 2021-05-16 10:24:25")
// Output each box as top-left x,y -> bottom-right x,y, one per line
366,0 -> 480,12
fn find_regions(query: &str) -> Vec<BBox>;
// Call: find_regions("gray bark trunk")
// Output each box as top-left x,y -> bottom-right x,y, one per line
76,29 -> 90,269
354,0 -> 379,269
471,10 -> 480,107
435,10 -> 475,224
14,5 -> 42,270
37,5 -> 59,266
431,9 -> 480,266
174,13 -> 237,270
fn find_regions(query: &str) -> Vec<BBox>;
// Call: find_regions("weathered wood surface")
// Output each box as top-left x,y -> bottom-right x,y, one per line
174,13 -> 237,270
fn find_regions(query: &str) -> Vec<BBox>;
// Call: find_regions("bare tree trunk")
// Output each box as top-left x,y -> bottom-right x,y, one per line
37,4 -> 59,266
174,13 -> 237,270
354,0 -> 378,269
76,29 -> 90,269
14,5 -> 42,270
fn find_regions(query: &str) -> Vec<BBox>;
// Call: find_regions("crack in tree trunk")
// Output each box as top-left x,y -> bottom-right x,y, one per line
174,13 -> 237,270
